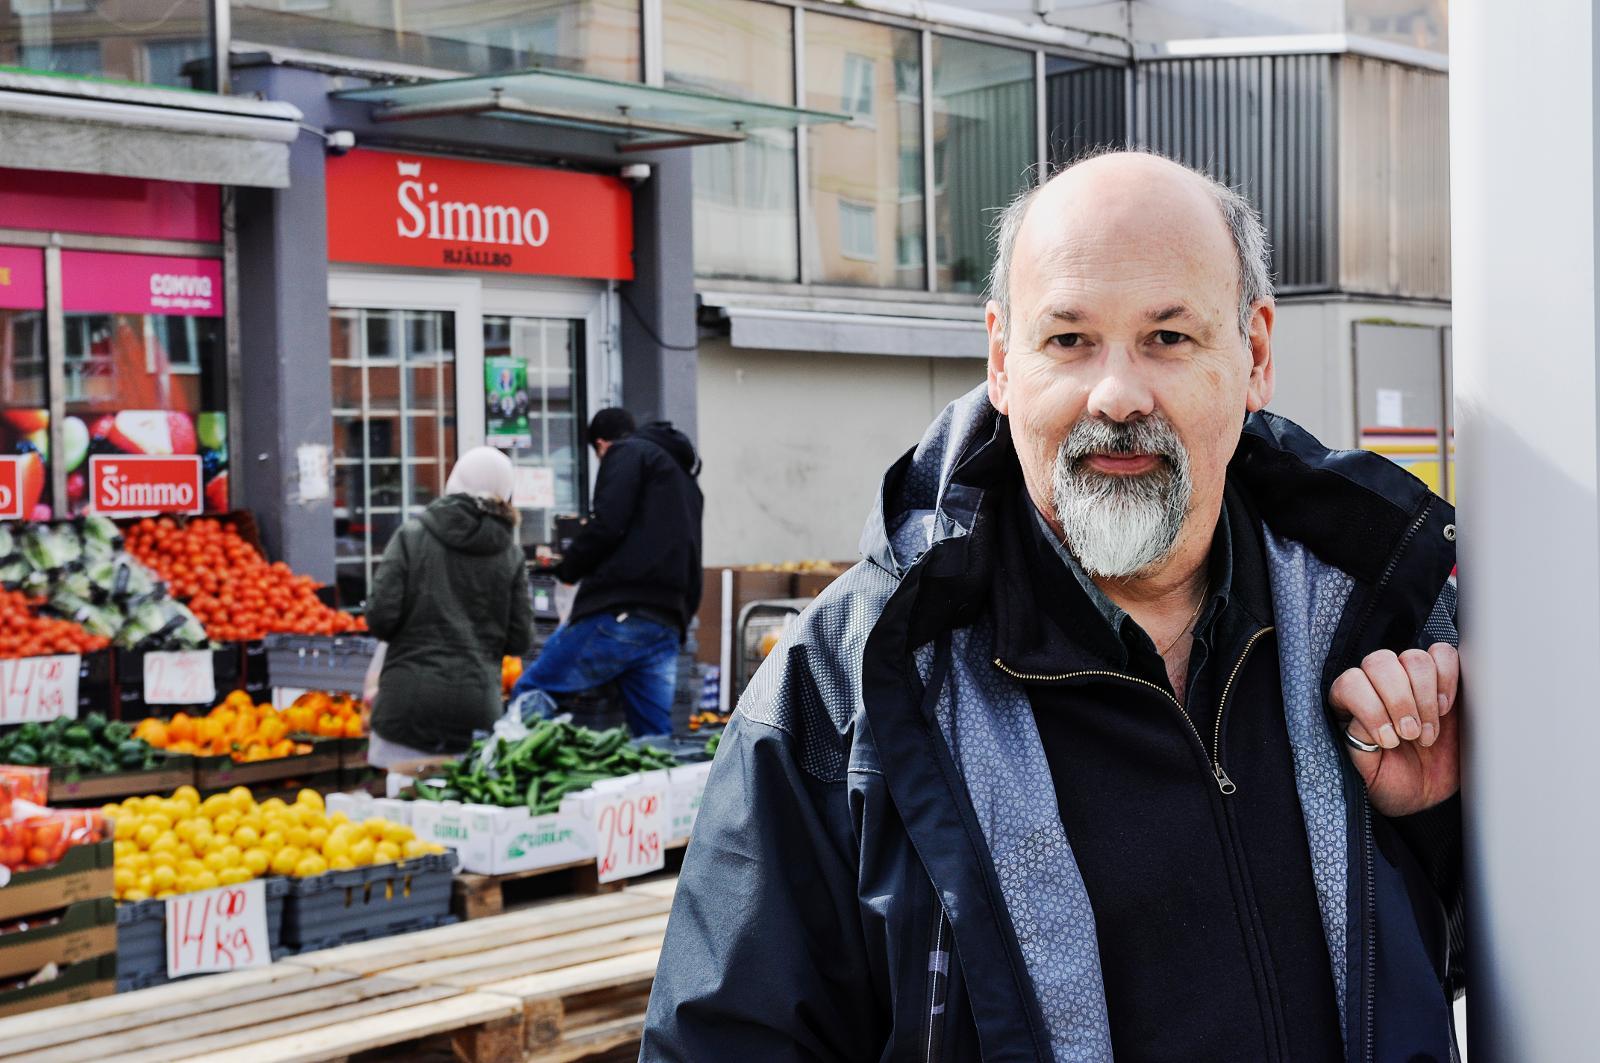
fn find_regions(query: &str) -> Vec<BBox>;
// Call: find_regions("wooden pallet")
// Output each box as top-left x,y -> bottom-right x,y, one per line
300,878 -> 678,1060
452,841 -> 686,920
0,962 -> 524,1063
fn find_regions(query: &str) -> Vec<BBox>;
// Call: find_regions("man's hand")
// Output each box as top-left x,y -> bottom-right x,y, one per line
1328,644 -> 1460,818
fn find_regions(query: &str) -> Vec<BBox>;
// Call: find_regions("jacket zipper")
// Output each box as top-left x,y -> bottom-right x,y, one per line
1341,503 -> 1431,1063
1361,797 -> 1377,1063
925,910 -> 950,1063
993,624 -> 1273,795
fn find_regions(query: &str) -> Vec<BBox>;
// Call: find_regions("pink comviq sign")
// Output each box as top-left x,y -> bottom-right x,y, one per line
61,252 -> 223,317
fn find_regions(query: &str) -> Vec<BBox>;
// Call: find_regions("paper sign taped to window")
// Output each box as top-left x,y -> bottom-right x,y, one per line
513,467 -> 556,510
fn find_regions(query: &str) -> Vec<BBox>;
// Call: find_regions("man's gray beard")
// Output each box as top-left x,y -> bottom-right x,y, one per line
1050,414 -> 1194,579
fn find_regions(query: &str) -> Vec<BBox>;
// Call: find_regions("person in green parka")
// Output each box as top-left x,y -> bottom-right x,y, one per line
364,446 -> 534,767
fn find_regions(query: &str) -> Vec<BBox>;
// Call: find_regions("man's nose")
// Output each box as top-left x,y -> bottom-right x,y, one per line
1084,346 -> 1156,423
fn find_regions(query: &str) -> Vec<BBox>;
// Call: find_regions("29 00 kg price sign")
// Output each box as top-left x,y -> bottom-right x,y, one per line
593,781 -> 666,884
166,879 -> 270,977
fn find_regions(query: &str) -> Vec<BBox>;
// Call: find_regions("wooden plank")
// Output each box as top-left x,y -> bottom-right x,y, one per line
435,935 -> 664,991
292,891 -> 673,975
0,963 -> 306,1049
452,1013 -> 525,1063
3,975 -> 413,1063
169,990 -> 524,1063
479,948 -> 660,1004
623,878 -> 679,902
386,914 -> 668,985
523,1013 -> 647,1063
0,969 -> 352,1059
109,984 -> 460,1063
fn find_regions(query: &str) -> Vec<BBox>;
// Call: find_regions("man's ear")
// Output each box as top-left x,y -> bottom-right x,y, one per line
1244,300 -> 1275,412
986,300 -> 1010,414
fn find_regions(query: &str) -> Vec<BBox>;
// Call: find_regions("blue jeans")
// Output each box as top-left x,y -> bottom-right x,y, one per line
512,612 -> 679,736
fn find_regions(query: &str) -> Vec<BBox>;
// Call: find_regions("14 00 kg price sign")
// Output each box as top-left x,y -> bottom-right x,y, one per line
166,879 -> 271,976
593,780 -> 666,884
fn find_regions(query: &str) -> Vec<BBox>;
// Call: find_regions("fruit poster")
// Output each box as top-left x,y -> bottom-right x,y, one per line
485,357 -> 532,448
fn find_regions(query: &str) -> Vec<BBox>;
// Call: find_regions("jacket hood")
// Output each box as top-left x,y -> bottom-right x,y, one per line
420,493 -> 517,555
861,382 -> 1449,590
634,421 -> 701,477
859,385 -> 1007,578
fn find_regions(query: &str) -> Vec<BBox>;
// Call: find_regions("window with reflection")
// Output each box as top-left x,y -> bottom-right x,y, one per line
0,0 -> 213,87
231,0 -> 640,80
931,36 -> 1035,293
805,12 -> 925,289
664,0 -> 797,281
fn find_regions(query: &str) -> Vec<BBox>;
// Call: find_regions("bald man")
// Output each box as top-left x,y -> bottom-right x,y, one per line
642,152 -> 1463,1063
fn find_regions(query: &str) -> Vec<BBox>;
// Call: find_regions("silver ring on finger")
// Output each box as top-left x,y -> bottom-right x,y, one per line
1344,725 -> 1381,754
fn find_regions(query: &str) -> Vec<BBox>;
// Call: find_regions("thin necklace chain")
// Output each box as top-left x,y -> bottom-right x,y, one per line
1158,582 -> 1210,657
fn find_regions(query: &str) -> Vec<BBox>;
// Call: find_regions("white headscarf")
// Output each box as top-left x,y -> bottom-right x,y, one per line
445,446 -> 516,503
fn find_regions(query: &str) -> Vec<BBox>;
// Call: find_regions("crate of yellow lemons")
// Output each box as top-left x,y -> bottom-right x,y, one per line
107,784 -> 446,902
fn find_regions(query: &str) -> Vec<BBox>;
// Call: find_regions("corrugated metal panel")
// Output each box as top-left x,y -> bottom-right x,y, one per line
1045,64 -> 1128,165
940,77 -> 1036,290
1135,54 -> 1335,293
1337,55 -> 1450,300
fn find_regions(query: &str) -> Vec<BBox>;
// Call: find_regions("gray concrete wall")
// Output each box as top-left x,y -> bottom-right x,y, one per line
696,339 -> 984,564
620,152 -> 698,434
231,63 -> 338,582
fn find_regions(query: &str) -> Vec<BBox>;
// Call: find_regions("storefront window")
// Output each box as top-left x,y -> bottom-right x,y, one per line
331,307 -> 458,607
664,0 -> 798,282
483,315 -> 584,547
931,36 -> 1036,293
231,0 -> 640,81
804,13 -> 924,289
0,0 -> 214,88
0,284 -> 48,519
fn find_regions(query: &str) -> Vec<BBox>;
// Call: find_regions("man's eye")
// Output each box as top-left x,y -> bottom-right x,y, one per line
1154,330 -> 1188,346
1051,333 -> 1084,348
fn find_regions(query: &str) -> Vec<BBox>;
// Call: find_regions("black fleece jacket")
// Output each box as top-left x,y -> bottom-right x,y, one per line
559,422 -> 704,633
1008,483 -> 1344,1062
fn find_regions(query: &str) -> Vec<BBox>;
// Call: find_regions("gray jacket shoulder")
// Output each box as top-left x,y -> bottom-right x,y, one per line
735,560 -> 900,784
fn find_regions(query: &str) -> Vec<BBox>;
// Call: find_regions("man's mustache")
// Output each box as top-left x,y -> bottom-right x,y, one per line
1063,418 -> 1182,469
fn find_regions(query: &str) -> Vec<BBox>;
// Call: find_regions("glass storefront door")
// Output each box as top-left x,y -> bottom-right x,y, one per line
482,314 -> 585,546
330,306 -> 459,607
329,273 -> 611,610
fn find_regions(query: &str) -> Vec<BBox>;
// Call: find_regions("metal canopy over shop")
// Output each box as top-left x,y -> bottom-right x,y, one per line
703,292 -> 989,360
0,70 -> 302,188
334,68 -> 850,152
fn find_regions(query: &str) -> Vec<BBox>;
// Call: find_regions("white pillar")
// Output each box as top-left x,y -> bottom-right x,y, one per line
1451,2 -> 1600,1058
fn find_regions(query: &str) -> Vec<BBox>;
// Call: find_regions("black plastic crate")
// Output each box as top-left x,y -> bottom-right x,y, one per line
263,634 -> 379,695
77,650 -> 113,716
113,644 -> 245,720
115,877 -> 289,992
279,852 -> 456,953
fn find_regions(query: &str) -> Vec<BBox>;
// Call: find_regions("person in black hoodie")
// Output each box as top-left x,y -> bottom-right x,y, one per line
511,408 -> 704,735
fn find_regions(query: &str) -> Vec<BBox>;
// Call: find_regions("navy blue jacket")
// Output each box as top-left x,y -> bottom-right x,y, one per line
642,388 -> 1462,1062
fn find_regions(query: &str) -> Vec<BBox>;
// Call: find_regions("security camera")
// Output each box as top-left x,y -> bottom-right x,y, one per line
619,163 -> 652,184
325,129 -> 356,155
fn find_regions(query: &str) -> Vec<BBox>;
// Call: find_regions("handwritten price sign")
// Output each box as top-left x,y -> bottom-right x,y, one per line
593,782 -> 667,884
0,655 -> 81,724
143,650 -> 216,705
165,879 -> 270,977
